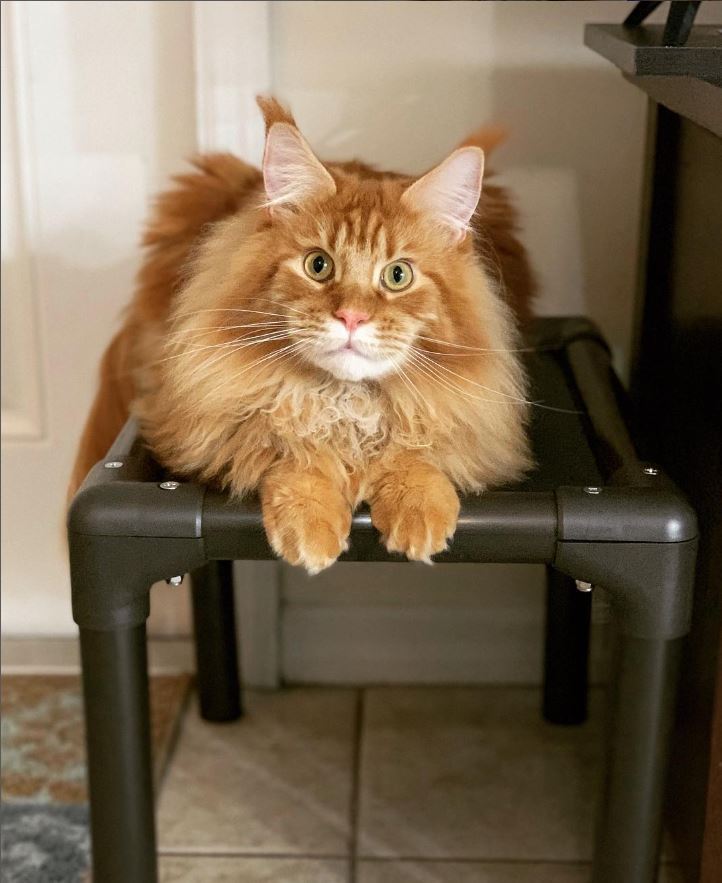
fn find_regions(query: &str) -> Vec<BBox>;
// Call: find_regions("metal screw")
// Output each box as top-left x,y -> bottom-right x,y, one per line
104,461 -> 123,469
576,580 -> 593,592
159,481 -> 180,490
584,486 -> 602,495
642,466 -> 659,476
166,575 -> 184,586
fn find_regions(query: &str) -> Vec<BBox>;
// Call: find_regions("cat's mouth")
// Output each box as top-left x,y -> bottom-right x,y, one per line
329,340 -> 369,357
312,339 -> 394,382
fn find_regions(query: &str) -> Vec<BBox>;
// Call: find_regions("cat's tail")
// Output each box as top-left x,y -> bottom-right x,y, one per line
456,124 -> 508,157
67,325 -> 136,503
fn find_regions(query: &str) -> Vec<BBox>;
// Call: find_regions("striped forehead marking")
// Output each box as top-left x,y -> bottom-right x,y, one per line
330,209 -> 395,260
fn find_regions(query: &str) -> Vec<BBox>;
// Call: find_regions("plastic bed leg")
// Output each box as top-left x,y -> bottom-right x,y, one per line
191,560 -> 243,722
79,625 -> 157,883
543,566 -> 592,725
592,634 -> 683,883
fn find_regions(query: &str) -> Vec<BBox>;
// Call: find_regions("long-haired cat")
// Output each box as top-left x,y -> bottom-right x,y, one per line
70,98 -> 535,573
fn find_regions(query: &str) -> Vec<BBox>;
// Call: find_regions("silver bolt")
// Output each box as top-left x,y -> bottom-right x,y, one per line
104,461 -> 123,469
576,580 -> 593,592
584,486 -> 602,495
159,481 -> 180,490
166,575 -> 184,586
642,466 -> 659,476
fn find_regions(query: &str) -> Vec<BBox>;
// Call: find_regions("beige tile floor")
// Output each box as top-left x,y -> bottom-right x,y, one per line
156,687 -> 684,883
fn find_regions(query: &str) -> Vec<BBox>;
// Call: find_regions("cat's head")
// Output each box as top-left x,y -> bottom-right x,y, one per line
251,97 -> 486,383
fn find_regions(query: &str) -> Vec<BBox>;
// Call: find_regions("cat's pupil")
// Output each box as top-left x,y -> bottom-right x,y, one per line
392,265 -> 404,284
313,255 -> 326,274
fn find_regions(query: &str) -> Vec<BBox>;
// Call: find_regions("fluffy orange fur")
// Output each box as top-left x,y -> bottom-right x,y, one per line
70,98 -> 536,572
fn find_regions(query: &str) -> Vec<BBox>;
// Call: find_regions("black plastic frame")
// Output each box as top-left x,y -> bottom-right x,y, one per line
68,317 -> 697,883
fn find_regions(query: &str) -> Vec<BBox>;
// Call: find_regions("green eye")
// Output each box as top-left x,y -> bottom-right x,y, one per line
303,249 -> 334,282
381,260 -> 413,293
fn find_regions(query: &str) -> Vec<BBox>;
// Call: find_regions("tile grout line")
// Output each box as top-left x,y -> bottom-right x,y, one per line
347,688 -> 365,883
154,677 -> 195,796
357,857 -> 595,866
158,849 -> 350,859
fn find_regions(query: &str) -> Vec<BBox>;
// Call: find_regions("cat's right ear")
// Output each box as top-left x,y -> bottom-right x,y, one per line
262,123 -> 336,210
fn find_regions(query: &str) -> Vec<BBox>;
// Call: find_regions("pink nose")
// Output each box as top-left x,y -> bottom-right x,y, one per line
335,308 -> 369,333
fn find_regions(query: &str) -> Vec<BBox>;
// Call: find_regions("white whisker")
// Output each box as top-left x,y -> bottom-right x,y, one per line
203,339 -> 311,400
175,307 -> 297,321
416,334 -> 557,354
412,348 -> 530,404
139,330 -> 297,374
166,321 -> 289,340
245,296 -> 311,318
406,351 -> 524,407
407,350 -> 581,414
184,331 -> 299,381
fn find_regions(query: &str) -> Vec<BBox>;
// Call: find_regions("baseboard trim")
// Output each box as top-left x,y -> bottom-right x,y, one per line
282,608 -> 610,685
1,636 -> 195,675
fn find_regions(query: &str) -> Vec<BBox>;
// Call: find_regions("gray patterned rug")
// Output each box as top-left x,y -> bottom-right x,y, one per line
0,805 -> 88,883
1,674 -> 191,883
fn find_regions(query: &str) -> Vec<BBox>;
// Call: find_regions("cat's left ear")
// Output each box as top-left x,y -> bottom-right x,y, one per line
263,122 -> 336,210
401,147 -> 484,240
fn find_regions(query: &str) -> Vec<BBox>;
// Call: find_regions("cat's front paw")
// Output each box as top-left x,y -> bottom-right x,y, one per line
371,471 -> 460,564
261,477 -> 352,574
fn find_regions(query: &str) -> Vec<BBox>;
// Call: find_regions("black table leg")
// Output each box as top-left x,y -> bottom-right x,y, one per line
191,560 -> 243,722
543,567 -> 592,725
623,1 -> 663,29
79,625 -> 157,883
662,1 -> 701,46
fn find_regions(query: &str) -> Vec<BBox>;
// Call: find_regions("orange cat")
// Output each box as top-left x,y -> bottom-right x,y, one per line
70,98 -> 535,572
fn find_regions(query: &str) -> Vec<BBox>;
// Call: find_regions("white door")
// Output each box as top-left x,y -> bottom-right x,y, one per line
1,0 -> 198,638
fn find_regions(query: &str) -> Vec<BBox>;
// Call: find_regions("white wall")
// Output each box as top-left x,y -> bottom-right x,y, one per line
3,2 -> 719,682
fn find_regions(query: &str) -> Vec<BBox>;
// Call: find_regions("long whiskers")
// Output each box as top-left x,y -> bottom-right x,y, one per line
405,348 -> 582,414
174,307 -> 300,322
183,330 -> 301,382
364,339 -> 425,411
405,350 -> 528,407
165,321 -> 289,341
242,296 -> 311,319
174,299 -> 312,323
411,347 -> 532,405
416,334 -> 560,355
201,338 -> 312,401
139,329 -> 299,373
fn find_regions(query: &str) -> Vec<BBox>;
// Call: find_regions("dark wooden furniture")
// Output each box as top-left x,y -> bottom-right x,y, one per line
586,20 -> 722,883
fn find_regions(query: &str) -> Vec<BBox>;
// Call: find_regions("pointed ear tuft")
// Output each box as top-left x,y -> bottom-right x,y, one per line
256,95 -> 297,134
401,147 -> 484,240
262,122 -> 336,208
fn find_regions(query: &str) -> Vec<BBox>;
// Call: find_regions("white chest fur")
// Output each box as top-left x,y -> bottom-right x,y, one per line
261,376 -> 390,462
